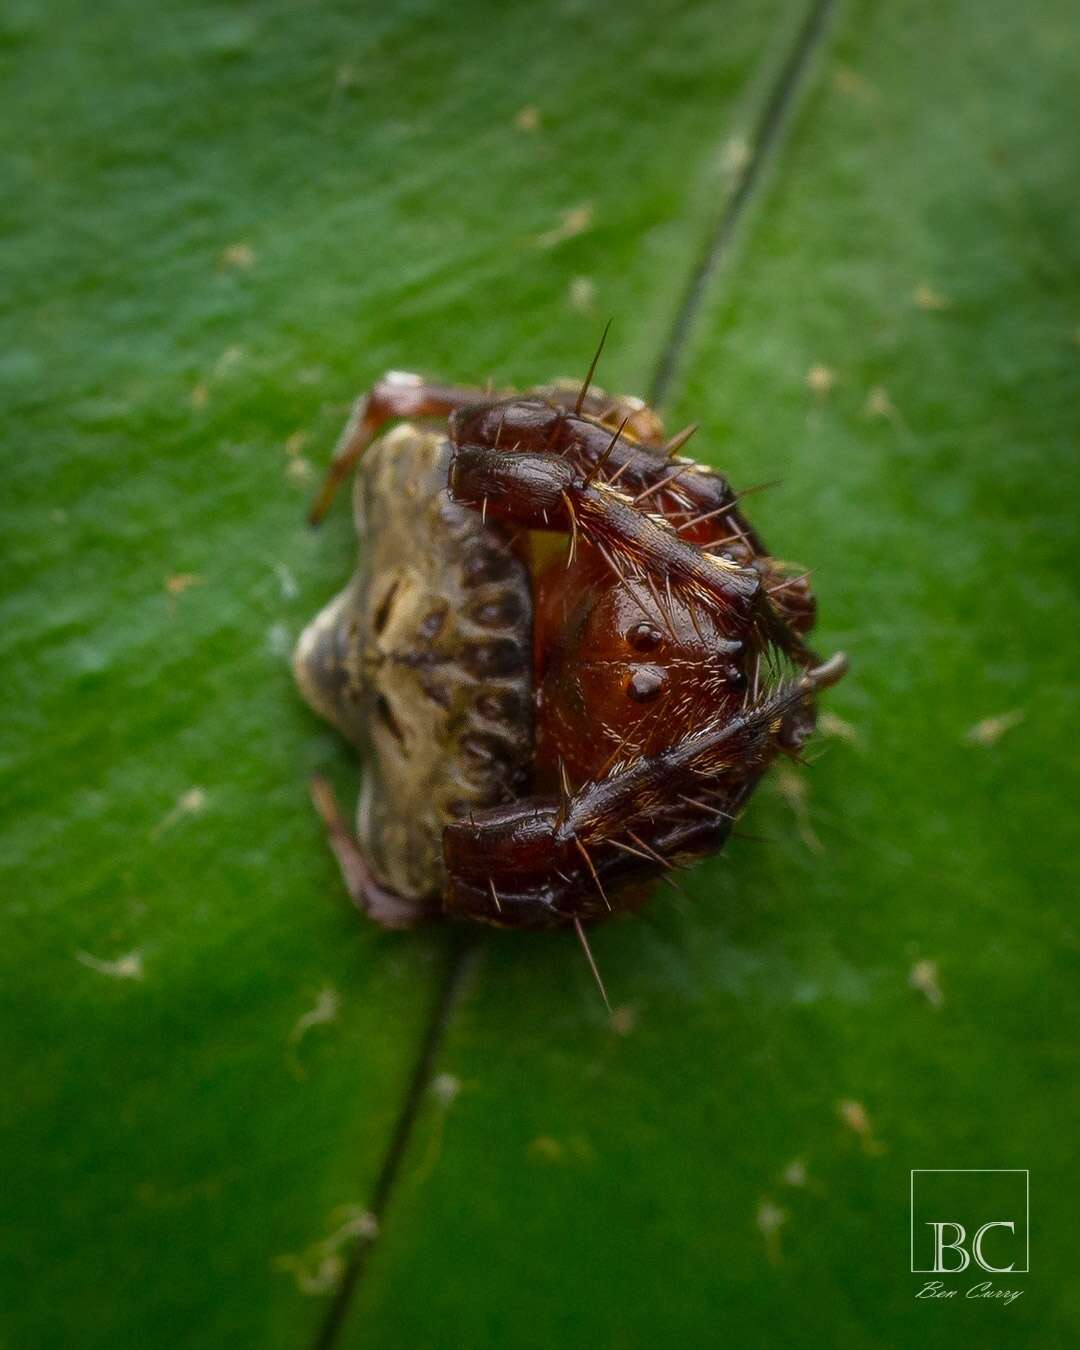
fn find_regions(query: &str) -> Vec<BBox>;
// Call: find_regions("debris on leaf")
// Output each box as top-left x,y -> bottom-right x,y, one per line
863,384 -> 911,436
720,134 -> 751,175
837,1098 -> 885,1155
914,281 -> 951,311
756,1197 -> 787,1264
514,104 -> 540,132
535,203 -> 593,249
287,986 -> 341,1078
909,958 -> 944,1009
411,1073 -> 463,1184
213,345 -> 245,379
153,787 -> 208,838
219,241 -> 256,270
266,622 -> 291,658
818,711 -> 863,747
76,949 -> 144,980
806,364 -> 837,397
275,562 -> 299,600
164,573 -> 203,596
274,1206 -> 377,1296
776,765 -> 823,854
965,708 -> 1025,746
430,1072 -> 460,1106
832,63 -> 876,101
528,1136 -> 563,1163
569,276 -> 596,313
334,63 -> 356,93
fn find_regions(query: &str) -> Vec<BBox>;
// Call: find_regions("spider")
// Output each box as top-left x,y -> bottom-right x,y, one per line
294,333 -> 847,972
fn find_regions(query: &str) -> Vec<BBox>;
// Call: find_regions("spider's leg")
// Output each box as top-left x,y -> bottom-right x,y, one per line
448,444 -> 797,652
442,657 -> 847,928
453,401 -> 746,525
309,776 -> 435,929
308,373 -> 500,524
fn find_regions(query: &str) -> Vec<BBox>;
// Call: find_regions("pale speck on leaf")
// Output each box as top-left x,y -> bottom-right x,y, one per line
219,241 -> 256,270
213,345 -> 246,379
287,986 -> 341,1078
569,276 -> 596,313
806,364 -> 837,396
965,708 -> 1025,746
165,573 -> 203,596
190,382 -> 209,410
782,1158 -> 808,1187
720,134 -> 751,175
756,1197 -> 787,1264
76,949 -> 144,981
838,1098 -> 885,1155
275,561 -> 299,600
153,787 -> 208,838
818,711 -> 863,746
431,1072 -> 461,1105
287,457 -> 314,485
284,430 -> 308,457
863,384 -> 911,435
528,1136 -> 564,1163
914,281 -> 951,311
909,958 -> 945,1009
863,385 -> 893,418
609,1004 -> 636,1036
274,1205 -> 377,1296
535,203 -> 593,249
266,622 -> 291,658
514,104 -> 540,132
776,765 -> 823,854
832,63 -> 876,100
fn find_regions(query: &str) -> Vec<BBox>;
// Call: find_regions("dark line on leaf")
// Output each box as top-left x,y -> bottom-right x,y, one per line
311,935 -> 477,1350
648,0 -> 837,407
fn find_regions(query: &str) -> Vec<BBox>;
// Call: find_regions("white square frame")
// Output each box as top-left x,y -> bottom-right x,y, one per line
909,1169 -> 1029,1274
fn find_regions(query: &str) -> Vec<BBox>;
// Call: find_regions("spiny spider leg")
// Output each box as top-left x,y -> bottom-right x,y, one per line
566,655 -> 847,850
448,444 -> 793,645
307,372 -> 499,524
442,657 -> 847,928
452,399 -> 763,543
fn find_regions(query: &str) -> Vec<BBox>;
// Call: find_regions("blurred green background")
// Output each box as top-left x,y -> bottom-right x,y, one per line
3,0 -> 1078,1346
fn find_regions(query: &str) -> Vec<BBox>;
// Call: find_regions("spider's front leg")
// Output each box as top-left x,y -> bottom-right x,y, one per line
442,657 -> 847,928
307,373 -> 502,524
448,444 -> 792,647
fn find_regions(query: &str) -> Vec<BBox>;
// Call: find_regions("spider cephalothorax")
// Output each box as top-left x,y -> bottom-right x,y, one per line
294,349 -> 847,939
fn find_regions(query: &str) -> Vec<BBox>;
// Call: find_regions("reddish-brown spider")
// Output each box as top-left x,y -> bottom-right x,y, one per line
294,337 -> 847,949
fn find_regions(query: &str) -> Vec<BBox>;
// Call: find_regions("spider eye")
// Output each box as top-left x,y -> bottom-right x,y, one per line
722,664 -> 748,691
627,666 -> 666,702
626,622 -> 663,653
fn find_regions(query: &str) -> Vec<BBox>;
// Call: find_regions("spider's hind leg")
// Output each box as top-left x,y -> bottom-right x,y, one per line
308,372 -> 498,525
309,776 -> 436,929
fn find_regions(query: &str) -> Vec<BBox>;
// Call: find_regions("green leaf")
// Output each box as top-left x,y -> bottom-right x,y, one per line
3,1 -> 1077,1347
